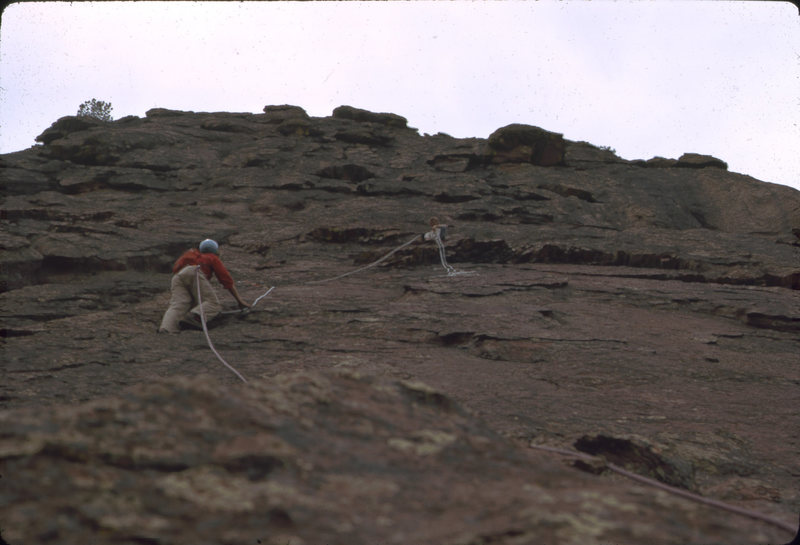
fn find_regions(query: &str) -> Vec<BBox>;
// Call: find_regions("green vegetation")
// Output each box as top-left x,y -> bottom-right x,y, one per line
77,98 -> 113,121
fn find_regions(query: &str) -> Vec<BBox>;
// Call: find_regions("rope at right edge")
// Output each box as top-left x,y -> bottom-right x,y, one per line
528,443 -> 797,535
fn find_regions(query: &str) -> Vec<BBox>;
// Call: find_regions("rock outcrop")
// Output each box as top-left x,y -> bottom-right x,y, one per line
487,123 -> 566,166
1,105 -> 799,544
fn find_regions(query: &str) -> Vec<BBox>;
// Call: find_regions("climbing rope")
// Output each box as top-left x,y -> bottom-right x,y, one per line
197,231 -> 464,379
433,230 -> 473,276
183,243 -> 796,538
251,286 -> 275,307
187,247 -> 797,537
528,443 -> 796,535
195,266 -> 248,383
306,233 -> 422,284
220,233 -> 422,316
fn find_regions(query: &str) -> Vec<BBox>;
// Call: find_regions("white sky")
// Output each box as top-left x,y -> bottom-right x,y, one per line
1,1 -> 798,191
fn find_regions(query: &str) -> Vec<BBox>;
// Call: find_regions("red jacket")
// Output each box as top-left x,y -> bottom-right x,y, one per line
172,249 -> 234,290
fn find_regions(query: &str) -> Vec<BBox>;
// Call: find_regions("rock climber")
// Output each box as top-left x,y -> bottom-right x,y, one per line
423,217 -> 447,242
158,239 -> 250,333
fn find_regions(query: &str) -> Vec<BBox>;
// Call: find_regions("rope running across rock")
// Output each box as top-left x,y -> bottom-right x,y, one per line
205,233 -> 448,377
220,230 -> 460,316
190,243 -> 798,540
528,443 -> 797,536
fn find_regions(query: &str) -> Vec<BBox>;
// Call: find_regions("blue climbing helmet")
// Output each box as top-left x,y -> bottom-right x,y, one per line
198,239 -> 219,254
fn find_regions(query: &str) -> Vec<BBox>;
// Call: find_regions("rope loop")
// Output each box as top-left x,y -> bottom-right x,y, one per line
433,230 -> 473,277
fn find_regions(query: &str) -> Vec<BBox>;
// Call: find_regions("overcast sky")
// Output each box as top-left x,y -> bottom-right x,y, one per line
1,1 -> 798,191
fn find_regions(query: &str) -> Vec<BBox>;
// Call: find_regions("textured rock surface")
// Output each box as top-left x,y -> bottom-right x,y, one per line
1,105 -> 799,544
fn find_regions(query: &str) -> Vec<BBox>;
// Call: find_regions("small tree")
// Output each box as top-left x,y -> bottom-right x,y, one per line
77,99 -> 113,121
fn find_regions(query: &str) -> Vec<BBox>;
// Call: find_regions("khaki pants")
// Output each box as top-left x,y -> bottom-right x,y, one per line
158,266 -> 222,333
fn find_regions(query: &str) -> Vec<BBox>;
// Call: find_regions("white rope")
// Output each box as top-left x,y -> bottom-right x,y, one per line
433,231 -> 473,276
219,286 -> 274,315
220,234 -> 423,315
195,267 -> 248,383
528,443 -> 797,535
226,231 -> 467,316
305,233 -> 422,284
192,234 -> 426,380
251,286 -> 274,307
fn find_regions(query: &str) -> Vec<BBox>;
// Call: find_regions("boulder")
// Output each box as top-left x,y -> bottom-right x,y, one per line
262,104 -> 309,123
676,152 -> 728,170
144,107 -> 192,118
332,104 -> 408,128
642,156 -> 679,168
35,115 -> 103,145
487,123 -> 566,166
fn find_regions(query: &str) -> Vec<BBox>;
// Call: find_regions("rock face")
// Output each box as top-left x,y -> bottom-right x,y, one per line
1,105 -> 799,545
